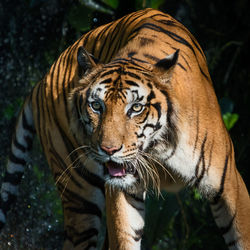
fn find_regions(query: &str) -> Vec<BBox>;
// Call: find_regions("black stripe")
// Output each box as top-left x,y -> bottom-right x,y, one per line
128,51 -> 137,57
9,152 -> 26,165
139,37 -> 154,46
55,52 -> 64,102
124,71 -> 141,80
137,110 -> 149,124
110,58 -> 130,65
160,89 -> 178,148
66,227 -> 98,247
13,135 -> 26,152
133,23 -> 197,57
42,79 -> 52,125
39,76 -> 47,147
69,40 -> 82,85
107,11 -> 147,61
194,133 -> 207,187
147,82 -> 153,89
62,189 -> 102,218
65,44 -> 80,122
24,135 -> 33,150
74,165 -> 105,195
126,65 -> 146,72
60,49 -> 71,119
73,93 -> 81,123
102,17 -> 128,61
193,110 -> 200,154
206,141 -> 214,174
22,109 -> 35,134
219,214 -> 235,235
82,30 -> 92,48
85,242 -> 97,250
158,18 -> 205,59
198,64 -> 210,81
147,91 -> 155,102
4,172 -> 23,185
91,22 -> 114,58
151,102 -> 161,119
95,22 -> 116,60
49,60 -> 57,121
211,201 -> 223,214
100,69 -> 118,78
181,54 -> 192,70
133,229 -> 144,242
99,78 -> 112,85
129,193 -> 145,203
212,154 -> 229,204
227,238 -> 239,247
1,193 -> 17,212
66,205 -> 102,218
0,220 -> 5,230
143,53 -> 160,62
35,83 -> 44,150
177,62 -> 187,71
130,57 -> 149,65
125,80 -> 139,87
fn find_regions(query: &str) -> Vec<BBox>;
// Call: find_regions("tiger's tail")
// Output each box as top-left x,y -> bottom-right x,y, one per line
0,95 -> 35,230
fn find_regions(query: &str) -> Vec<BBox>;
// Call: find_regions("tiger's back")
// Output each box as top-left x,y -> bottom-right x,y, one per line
1,8 -> 249,250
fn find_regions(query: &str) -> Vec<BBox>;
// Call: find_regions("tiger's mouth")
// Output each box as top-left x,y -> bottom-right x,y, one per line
105,161 -> 137,177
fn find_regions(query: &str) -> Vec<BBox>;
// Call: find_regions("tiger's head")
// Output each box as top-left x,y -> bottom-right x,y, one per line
70,47 -> 179,194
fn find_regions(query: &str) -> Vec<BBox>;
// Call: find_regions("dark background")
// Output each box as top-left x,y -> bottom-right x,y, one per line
0,0 -> 249,249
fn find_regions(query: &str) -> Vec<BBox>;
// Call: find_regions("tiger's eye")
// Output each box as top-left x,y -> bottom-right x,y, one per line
131,103 -> 143,113
90,101 -> 101,111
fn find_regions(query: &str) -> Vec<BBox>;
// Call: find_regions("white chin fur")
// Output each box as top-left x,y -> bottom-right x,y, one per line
105,174 -> 140,193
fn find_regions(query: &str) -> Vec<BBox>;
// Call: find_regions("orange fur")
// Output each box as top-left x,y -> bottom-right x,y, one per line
2,8 -> 249,250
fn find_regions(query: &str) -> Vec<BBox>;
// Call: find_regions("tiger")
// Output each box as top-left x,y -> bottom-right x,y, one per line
0,7 -> 250,250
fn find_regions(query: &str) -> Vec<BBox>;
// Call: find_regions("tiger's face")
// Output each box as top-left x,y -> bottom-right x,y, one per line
70,47 -> 179,193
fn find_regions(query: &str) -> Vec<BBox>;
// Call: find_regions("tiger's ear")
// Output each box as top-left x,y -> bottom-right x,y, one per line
77,46 -> 99,75
153,49 -> 179,81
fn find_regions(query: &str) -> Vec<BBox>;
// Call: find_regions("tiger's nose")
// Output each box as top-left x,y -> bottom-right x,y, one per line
101,145 -> 121,155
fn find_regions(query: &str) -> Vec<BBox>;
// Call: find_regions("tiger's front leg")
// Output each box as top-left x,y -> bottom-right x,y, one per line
166,132 -> 250,249
105,186 -> 145,250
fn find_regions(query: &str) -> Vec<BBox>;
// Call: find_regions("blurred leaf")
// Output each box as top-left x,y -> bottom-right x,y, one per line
3,98 -> 23,120
44,51 -> 56,65
151,0 -> 165,9
67,5 -> 93,32
137,0 -> 164,8
33,164 -> 44,182
79,0 -> 114,14
144,192 -> 180,248
103,0 -> 119,9
193,188 -> 202,200
223,112 -> 239,131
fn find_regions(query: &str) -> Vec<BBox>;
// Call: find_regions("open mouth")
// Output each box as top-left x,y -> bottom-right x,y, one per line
105,161 -> 137,177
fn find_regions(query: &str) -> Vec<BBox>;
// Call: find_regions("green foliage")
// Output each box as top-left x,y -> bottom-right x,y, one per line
193,188 -> 202,200
67,5 -> 93,32
144,189 -> 226,250
219,97 -> 239,131
144,192 -> 180,248
103,0 -> 119,9
144,0 -> 165,9
33,164 -> 63,224
223,112 -> 239,131
2,98 -> 23,120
